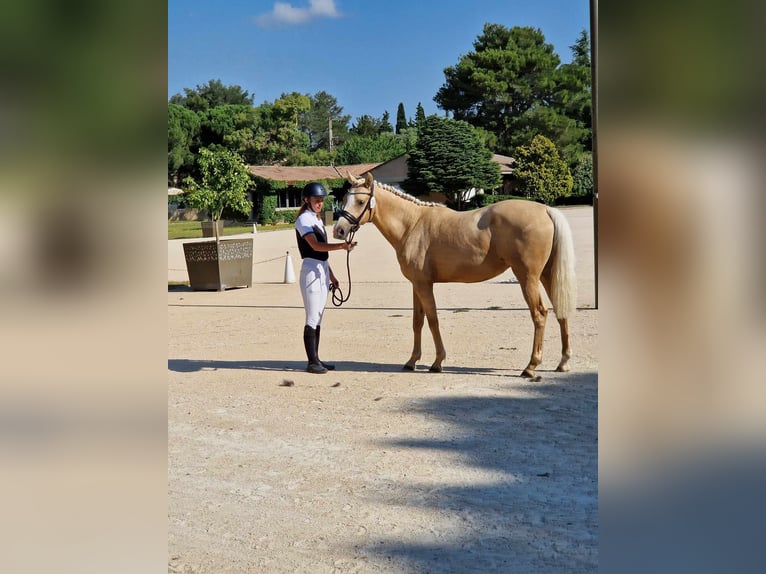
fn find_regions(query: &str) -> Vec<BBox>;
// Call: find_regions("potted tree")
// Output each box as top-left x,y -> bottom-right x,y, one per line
181,148 -> 254,291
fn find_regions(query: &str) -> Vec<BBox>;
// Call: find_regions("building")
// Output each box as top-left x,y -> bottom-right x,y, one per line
248,153 -> 516,215
247,163 -> 381,212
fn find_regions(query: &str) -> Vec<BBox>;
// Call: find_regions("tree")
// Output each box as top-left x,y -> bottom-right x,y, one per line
397,126 -> 419,153
168,103 -> 201,184
299,91 -> 350,151
350,115 -> 382,137
513,105 -> 588,168
551,29 -> 592,158
333,133 -> 406,164
379,111 -> 393,133
403,116 -> 501,209
254,93 -> 312,164
395,103 -> 407,134
414,102 -> 426,126
512,135 -> 573,204
570,153 -> 593,198
170,79 -> 253,112
182,148 -> 253,238
198,104 -> 263,163
434,25 -> 563,155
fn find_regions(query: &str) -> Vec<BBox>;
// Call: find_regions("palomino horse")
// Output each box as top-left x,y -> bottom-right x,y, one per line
333,172 -> 577,377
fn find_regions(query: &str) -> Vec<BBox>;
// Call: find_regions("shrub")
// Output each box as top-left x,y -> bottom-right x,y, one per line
512,135 -> 573,204
571,153 -> 593,198
280,209 -> 300,224
260,195 -> 277,224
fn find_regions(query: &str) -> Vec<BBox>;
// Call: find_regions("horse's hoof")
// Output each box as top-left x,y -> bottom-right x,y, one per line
521,369 -> 535,378
402,363 -> 415,371
429,365 -> 442,373
555,365 -> 570,373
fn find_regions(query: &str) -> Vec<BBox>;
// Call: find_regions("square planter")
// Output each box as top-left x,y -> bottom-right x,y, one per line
201,220 -> 225,237
182,238 -> 253,291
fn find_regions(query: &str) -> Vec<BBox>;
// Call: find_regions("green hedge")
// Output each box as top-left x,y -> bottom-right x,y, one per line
255,182 -> 342,224
279,209 -> 300,224
252,176 -> 346,193
261,196 -> 337,224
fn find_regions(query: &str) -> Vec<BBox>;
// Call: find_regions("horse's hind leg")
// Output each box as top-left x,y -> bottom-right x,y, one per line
518,273 -> 548,378
541,273 -> 571,372
404,285 -> 424,371
554,318 -> 571,372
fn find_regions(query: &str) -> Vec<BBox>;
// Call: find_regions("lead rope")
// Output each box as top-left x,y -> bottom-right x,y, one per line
330,228 -> 356,307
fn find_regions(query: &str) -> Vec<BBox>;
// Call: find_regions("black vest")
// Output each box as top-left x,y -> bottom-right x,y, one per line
296,224 -> 329,261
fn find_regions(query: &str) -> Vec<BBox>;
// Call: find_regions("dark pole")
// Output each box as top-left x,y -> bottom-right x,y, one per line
590,0 -> 599,309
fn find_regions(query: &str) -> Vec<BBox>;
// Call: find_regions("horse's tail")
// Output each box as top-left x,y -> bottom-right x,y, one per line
545,206 -> 577,319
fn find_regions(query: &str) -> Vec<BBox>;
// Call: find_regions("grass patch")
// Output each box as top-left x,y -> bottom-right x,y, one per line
168,221 -> 293,240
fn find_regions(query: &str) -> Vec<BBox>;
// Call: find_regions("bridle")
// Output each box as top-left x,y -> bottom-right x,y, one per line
337,188 -> 375,239
330,185 -> 376,307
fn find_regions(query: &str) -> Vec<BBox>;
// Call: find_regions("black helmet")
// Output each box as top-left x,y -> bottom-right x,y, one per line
302,182 -> 327,198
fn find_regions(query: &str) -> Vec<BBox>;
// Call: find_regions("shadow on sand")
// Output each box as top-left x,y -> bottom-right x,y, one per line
168,358 -> 513,376
355,371 -> 598,572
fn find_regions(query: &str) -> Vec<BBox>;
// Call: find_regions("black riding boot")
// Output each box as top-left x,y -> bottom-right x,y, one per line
303,325 -> 327,374
315,325 -> 335,370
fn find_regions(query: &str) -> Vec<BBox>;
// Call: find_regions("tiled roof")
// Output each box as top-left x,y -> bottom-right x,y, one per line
248,163 -> 382,183
249,153 -> 514,183
492,154 -> 516,174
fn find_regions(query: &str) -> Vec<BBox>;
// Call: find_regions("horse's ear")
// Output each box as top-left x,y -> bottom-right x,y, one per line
345,170 -> 357,185
364,172 -> 374,189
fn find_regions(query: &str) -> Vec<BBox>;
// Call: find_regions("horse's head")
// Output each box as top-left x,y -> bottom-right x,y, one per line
333,171 -> 376,240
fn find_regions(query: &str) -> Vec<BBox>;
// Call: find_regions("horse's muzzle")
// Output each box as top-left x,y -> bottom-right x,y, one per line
333,216 -> 357,240
333,224 -> 345,239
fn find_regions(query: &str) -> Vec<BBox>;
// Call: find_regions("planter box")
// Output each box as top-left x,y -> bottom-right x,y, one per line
323,210 -> 334,225
182,238 -> 253,291
201,220 -> 225,237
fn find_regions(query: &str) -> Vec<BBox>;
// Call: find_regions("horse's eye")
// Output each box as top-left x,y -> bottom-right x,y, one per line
357,199 -> 364,206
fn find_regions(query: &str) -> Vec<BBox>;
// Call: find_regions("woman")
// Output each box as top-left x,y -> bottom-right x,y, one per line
295,182 -> 357,374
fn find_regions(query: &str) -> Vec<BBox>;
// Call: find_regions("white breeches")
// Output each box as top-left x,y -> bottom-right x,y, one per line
300,258 -> 330,328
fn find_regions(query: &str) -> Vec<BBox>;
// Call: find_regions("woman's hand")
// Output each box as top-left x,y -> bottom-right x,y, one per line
340,241 -> 358,251
329,272 -> 340,290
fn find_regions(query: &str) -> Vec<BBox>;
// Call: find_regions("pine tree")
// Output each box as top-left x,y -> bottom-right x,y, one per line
379,111 -> 393,133
403,116 -> 500,209
395,103 -> 407,134
415,102 -> 426,126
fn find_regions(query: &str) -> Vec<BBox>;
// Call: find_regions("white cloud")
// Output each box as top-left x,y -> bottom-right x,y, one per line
256,0 -> 341,27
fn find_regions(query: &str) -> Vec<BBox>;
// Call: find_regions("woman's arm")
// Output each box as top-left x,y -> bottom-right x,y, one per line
329,267 -> 339,290
303,233 -> 357,252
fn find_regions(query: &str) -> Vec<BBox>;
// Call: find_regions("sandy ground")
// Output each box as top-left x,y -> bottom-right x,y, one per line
168,206 -> 597,573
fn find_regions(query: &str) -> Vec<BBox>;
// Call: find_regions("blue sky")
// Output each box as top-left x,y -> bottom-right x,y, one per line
168,0 -> 590,122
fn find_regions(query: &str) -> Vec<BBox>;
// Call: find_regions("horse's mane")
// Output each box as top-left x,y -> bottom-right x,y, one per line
353,178 -> 444,207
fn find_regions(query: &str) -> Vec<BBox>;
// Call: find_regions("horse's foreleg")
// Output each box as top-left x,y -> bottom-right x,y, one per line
555,318 -> 571,372
413,283 -> 445,372
520,276 -> 548,378
404,286 -> 424,371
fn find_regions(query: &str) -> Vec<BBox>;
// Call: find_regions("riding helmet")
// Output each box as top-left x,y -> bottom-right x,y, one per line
302,182 -> 328,198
